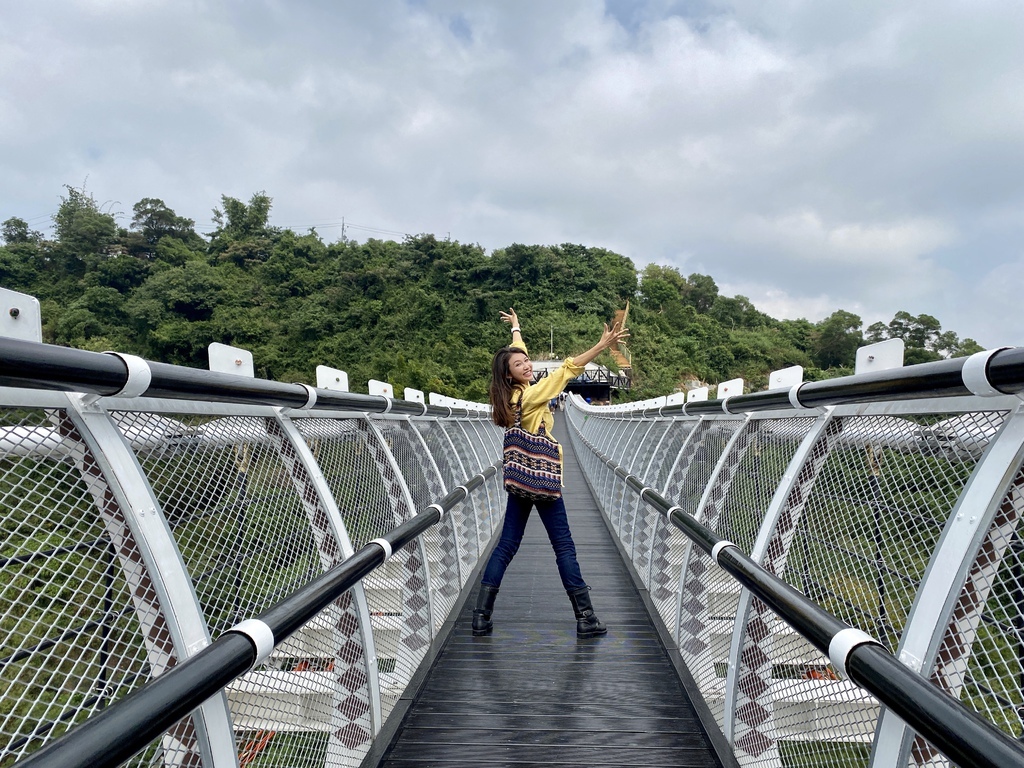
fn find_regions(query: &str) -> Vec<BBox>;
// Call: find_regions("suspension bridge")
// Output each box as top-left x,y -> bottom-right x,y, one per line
2,288 -> 1024,767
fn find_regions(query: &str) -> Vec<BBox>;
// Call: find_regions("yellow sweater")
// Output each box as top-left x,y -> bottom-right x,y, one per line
509,338 -> 584,440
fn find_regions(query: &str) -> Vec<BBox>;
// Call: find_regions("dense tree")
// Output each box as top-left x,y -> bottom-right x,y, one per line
125,198 -> 203,261
2,217 -> 43,244
3,184 -> 990,400
208,192 -> 278,265
812,310 -> 863,369
52,185 -> 119,259
866,310 -> 983,361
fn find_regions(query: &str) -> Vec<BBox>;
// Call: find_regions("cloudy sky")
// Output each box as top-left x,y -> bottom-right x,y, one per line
2,0 -> 1022,347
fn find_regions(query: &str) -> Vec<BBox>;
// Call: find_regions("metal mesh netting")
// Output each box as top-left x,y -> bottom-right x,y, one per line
442,422 -> 500,538
926,457 -> 1024,752
416,420 -> 483,576
116,410 -> 364,767
376,420 -> 461,631
789,412 -> 1005,654
292,416 -> 430,723
1,397 -> 502,768
600,421 -> 634,504
631,420 -> 698,583
675,416 -> 817,731
649,419 -> 745,629
568,402 -> 1020,768
734,409 -> 1007,767
618,421 -> 671,556
122,412 -> 323,633
607,421 -> 651,535
0,409 -> 188,768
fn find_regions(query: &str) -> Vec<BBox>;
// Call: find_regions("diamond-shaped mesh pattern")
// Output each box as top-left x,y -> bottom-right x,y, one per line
649,419 -> 744,627
632,420 -> 698,583
443,421 -> 501,538
2,397 -> 502,768
566,402 -> 1019,768
924,457 -> 1024,753
376,421 -> 461,631
292,416 -> 431,722
677,417 -> 817,732
1,409 -> 193,767
608,421 -> 649,535
619,421 -> 670,555
115,410 -> 366,765
123,413 -> 322,633
417,420 -> 483,574
731,410 -> 1005,766
786,412 -> 1001,650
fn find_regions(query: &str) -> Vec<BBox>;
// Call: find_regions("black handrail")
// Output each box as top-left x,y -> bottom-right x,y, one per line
13,463 -> 499,768
573,432 -> 1024,768
0,337 -> 486,418
587,346 -> 1024,417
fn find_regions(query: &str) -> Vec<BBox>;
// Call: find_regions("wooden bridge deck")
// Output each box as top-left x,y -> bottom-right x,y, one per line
374,416 -> 726,767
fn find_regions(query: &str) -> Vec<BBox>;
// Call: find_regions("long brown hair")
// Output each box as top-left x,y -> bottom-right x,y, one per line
489,346 -> 526,428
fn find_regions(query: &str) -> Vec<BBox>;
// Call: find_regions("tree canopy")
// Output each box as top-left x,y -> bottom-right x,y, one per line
0,186 -> 985,400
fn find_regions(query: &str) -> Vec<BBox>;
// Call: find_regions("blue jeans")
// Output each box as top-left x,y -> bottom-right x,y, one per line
481,493 -> 588,592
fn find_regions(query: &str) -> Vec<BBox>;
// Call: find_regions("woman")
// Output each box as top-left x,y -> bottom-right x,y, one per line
473,308 -> 629,638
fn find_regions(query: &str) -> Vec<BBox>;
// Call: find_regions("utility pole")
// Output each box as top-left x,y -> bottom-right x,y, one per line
550,326 -> 554,358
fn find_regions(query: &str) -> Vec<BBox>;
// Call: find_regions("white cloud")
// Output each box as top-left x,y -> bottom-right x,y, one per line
1,0 -> 1023,349
738,210 -> 956,266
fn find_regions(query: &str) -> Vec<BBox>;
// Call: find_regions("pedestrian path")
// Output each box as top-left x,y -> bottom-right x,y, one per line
376,415 -> 724,767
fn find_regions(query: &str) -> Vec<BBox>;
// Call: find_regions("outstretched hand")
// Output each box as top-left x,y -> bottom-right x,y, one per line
600,320 -> 630,349
499,308 -> 520,328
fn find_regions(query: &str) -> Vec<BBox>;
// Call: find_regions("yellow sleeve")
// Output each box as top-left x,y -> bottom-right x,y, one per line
514,357 -> 585,435
520,357 -> 584,407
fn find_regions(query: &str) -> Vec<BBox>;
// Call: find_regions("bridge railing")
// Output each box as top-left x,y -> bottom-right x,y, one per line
0,337 -> 504,768
565,347 -> 1024,768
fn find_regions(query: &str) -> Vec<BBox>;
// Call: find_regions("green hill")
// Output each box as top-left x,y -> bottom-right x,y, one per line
0,187 -> 983,401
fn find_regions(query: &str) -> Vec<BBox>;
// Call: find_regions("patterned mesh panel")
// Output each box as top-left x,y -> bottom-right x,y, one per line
1,394 -> 502,768
377,420 -> 461,631
566,401 -> 1020,768
0,409 -> 192,767
292,416 -> 431,725
676,416 -> 816,732
417,420 -> 482,574
115,410 -> 371,766
632,421 -> 697,583
732,410 -> 1007,767
443,421 -> 500,537
649,420 -> 744,628
918,434 -> 1024,761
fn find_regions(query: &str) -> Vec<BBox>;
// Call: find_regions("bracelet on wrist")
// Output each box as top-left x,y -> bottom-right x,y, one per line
511,327 -> 521,333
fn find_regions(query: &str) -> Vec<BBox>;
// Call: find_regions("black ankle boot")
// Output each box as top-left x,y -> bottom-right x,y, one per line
568,586 -> 607,638
472,584 -> 499,636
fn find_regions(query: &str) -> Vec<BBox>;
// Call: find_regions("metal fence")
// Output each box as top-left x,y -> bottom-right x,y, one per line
0,340 -> 504,768
565,352 -> 1024,768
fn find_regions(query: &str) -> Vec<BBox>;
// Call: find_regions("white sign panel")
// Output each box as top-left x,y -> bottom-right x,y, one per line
208,342 -> 254,378
687,387 -> 709,402
0,288 -> 42,343
316,366 -> 349,392
717,378 -> 744,399
368,379 -> 394,398
769,365 -> 804,391
856,338 -> 905,375
404,388 -> 425,403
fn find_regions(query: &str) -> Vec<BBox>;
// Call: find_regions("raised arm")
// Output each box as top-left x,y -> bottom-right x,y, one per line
499,308 -> 524,346
571,320 -> 630,368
